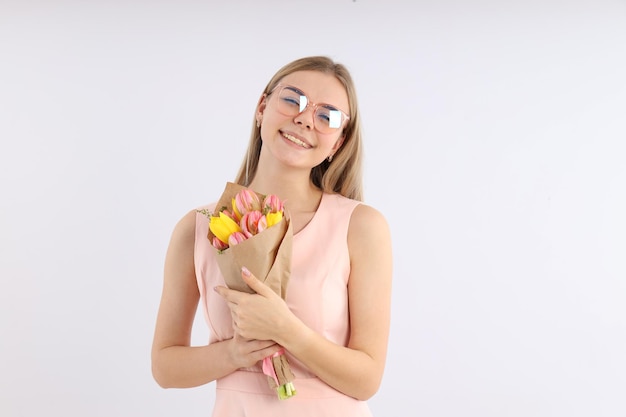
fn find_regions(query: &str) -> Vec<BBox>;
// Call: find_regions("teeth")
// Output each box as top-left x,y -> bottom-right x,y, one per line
283,133 -> 308,148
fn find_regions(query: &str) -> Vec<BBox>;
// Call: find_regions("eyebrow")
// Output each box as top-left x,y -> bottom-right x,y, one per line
284,85 -> 305,96
284,85 -> 340,110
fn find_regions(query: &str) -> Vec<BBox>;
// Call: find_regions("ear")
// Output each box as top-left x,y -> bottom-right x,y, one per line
256,94 -> 267,123
331,134 -> 345,153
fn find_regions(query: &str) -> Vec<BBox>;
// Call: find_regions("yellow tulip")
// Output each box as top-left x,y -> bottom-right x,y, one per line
209,211 -> 242,245
266,211 -> 283,228
231,197 -> 242,221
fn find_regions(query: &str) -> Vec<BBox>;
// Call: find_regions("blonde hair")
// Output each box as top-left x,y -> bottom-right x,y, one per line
234,56 -> 364,201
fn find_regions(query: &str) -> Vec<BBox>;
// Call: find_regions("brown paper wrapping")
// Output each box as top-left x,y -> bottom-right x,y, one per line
207,182 -> 293,298
270,354 -> 296,388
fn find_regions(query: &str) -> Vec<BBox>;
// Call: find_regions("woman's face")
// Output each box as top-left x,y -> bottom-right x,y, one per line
257,70 -> 349,171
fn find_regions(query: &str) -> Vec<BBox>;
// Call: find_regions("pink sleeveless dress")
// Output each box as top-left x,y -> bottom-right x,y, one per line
194,192 -> 373,417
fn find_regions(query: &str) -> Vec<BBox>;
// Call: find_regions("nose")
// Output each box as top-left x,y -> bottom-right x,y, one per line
293,106 -> 315,130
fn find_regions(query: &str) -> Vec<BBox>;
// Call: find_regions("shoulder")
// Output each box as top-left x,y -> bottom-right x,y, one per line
170,202 -> 214,241
347,202 -> 391,266
169,209 -> 199,246
324,194 -> 390,239
348,203 -> 391,243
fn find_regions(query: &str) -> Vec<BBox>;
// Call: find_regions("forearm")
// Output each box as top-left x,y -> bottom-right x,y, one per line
280,322 -> 383,401
152,340 -> 236,389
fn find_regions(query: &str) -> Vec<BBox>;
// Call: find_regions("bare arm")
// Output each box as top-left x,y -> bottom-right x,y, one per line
151,210 -> 280,388
218,204 -> 392,400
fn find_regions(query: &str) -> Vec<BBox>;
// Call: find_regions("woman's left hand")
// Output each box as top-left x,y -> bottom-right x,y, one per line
214,267 -> 296,342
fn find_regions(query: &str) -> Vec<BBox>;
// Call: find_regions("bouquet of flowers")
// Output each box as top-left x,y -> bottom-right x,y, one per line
200,182 -> 296,399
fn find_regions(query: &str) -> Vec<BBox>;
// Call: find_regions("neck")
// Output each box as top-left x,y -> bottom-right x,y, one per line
248,164 -> 322,213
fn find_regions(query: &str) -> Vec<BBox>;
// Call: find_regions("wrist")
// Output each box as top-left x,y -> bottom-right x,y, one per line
277,315 -> 313,351
222,338 -> 246,371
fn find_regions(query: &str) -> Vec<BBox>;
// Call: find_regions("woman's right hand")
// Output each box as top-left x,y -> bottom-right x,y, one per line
226,333 -> 282,369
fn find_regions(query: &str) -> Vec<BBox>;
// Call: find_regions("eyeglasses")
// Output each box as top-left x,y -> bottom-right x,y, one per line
269,84 -> 350,134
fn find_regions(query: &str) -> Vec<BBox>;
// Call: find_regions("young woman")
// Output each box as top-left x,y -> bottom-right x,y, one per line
151,56 -> 393,416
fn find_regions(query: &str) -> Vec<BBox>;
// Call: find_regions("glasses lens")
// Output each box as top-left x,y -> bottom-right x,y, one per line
277,87 -> 305,116
314,107 -> 344,133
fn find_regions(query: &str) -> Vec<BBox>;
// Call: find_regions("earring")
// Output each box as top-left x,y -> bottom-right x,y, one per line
327,154 -> 333,163
256,120 -> 261,128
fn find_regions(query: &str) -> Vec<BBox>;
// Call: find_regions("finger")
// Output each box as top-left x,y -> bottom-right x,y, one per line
213,285 -> 229,298
249,340 -> 279,351
240,266 -> 273,297
214,285 -> 242,304
254,344 -> 282,361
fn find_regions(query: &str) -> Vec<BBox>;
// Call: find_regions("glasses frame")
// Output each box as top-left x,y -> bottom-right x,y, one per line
268,83 -> 350,133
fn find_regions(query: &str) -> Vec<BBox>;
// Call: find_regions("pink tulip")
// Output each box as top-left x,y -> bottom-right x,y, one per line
234,189 -> 262,216
228,231 -> 247,246
211,236 -> 229,251
263,194 -> 284,213
222,208 -> 240,222
240,210 -> 267,238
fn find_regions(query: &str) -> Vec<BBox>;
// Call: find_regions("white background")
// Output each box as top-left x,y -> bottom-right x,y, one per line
1,1 -> 625,416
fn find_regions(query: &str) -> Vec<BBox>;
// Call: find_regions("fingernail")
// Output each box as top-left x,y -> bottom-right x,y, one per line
241,266 -> 251,277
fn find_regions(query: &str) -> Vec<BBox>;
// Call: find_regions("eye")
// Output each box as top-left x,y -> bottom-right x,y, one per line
279,88 -> 305,109
317,106 -> 343,128
316,110 -> 331,124
281,96 -> 300,107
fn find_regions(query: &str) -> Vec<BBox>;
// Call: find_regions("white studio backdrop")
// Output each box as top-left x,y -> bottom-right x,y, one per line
1,1 -> 625,416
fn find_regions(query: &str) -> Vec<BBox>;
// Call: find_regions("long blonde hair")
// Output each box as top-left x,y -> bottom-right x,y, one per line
234,56 -> 364,201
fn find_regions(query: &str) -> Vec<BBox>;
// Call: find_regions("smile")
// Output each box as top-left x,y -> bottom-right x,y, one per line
281,132 -> 311,149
